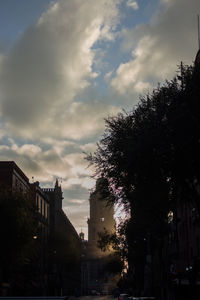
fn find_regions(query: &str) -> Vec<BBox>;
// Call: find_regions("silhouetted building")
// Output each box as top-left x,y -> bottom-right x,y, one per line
0,161 -> 29,194
30,181 -> 50,241
0,161 -> 81,296
30,181 -> 50,294
87,178 -> 115,259
79,231 -> 85,241
43,180 -> 81,296
82,178 -> 116,295
43,179 -> 63,236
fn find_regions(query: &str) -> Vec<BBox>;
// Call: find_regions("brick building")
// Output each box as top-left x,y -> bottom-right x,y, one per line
43,180 -> 81,296
0,161 -> 81,296
0,161 -> 29,193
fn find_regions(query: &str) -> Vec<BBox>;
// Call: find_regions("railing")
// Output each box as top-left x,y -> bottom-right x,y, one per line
42,188 -> 54,192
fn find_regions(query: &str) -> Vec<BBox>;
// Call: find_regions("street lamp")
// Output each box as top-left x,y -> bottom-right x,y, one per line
33,234 -> 45,295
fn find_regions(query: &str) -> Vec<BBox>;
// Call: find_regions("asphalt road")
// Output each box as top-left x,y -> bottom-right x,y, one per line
0,296 -> 116,300
69,296 -> 115,300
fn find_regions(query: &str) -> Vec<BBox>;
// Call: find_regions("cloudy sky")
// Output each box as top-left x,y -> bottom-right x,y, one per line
0,0 -> 199,238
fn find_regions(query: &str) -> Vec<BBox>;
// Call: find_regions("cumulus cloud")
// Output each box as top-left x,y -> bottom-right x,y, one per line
1,138 -> 94,181
111,0 -> 200,95
0,134 -> 96,187
126,0 -> 139,10
67,199 -> 87,205
0,143 -> 50,181
3,0 -> 198,237
0,133 -> 96,237
64,153 -> 89,175
11,144 -> 42,157
0,143 -> 68,181
80,142 -> 97,153
62,176 -> 95,190
48,100 -> 121,141
0,0 -> 124,237
0,0 -> 121,139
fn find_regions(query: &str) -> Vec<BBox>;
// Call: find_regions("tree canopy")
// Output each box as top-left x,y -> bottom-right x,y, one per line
0,188 -> 38,293
0,188 -> 37,265
87,61 -> 200,279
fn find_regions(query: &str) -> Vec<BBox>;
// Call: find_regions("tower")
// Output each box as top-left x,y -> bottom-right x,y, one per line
87,177 -> 115,258
83,178 -> 117,294
79,230 -> 85,241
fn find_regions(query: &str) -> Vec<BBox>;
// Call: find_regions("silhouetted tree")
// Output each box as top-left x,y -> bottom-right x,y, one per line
87,61 -> 200,294
0,188 -> 38,295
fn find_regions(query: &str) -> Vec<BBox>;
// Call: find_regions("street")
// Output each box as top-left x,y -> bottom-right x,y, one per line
69,296 -> 115,300
0,297 -> 116,300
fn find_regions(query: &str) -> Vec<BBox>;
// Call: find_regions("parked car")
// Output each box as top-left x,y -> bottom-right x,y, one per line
102,290 -> 109,295
118,293 -> 130,300
91,289 -> 100,295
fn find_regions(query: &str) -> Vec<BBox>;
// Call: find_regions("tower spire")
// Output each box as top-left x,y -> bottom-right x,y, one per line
55,178 -> 59,187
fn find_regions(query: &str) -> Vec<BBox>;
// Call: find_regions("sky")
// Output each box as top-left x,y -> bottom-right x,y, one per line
0,0 -> 199,239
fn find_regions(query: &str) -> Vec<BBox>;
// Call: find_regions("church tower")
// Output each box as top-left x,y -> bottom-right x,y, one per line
87,177 -> 115,258
82,178 -> 117,294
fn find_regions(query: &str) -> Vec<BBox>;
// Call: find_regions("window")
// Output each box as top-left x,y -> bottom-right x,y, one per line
40,198 -> 43,215
36,195 -> 39,209
38,197 -> 41,213
47,204 -> 49,221
43,201 -> 46,217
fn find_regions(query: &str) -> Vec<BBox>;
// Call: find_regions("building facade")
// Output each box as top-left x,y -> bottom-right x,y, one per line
82,178 -> 116,295
0,161 -> 29,194
0,161 -> 81,296
43,180 -> 81,296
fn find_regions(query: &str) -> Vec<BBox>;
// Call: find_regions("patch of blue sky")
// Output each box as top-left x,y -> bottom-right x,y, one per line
0,135 -> 32,148
121,0 -> 160,29
0,130 -> 54,152
0,0 -> 55,51
0,135 -> 10,146
90,0 -> 160,98
0,134 -> 28,149
89,38 -> 131,99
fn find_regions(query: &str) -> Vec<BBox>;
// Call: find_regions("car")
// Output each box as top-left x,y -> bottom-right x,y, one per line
113,288 -> 120,297
91,289 -> 99,295
118,293 -> 130,300
102,290 -> 109,295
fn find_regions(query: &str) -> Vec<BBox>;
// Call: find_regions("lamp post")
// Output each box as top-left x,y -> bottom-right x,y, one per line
33,234 -> 45,295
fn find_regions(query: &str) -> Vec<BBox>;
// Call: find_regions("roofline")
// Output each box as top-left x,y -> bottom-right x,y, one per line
0,161 -> 29,183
